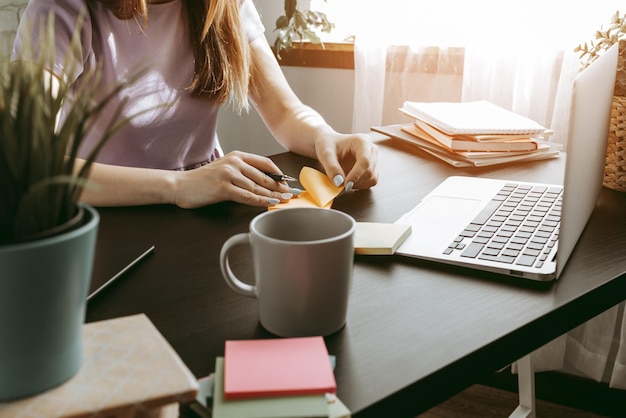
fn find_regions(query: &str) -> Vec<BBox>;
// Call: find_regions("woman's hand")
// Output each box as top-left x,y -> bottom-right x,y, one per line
313,131 -> 379,191
172,151 -> 297,209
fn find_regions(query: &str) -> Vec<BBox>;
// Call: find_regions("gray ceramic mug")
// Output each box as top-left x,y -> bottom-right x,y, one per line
220,207 -> 356,337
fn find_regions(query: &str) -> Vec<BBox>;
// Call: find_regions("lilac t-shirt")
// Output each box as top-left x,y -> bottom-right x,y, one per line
13,0 -> 265,170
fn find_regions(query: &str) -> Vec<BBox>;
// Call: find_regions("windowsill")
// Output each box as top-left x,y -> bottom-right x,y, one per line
275,42 -> 465,75
274,42 -> 355,70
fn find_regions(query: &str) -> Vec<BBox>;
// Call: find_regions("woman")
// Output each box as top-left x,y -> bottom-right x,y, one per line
13,0 -> 378,208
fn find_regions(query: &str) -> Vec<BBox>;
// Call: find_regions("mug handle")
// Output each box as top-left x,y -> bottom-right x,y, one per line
219,233 -> 256,297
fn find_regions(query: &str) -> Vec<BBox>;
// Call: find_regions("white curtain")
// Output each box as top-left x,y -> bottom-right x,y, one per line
349,0 -> 626,387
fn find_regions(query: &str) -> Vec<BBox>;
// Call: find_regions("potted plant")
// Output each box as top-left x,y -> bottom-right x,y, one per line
0,16 -> 137,400
273,0 -> 335,59
575,10 -> 626,192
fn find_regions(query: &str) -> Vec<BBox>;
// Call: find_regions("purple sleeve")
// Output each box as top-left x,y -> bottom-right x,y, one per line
12,0 -> 92,83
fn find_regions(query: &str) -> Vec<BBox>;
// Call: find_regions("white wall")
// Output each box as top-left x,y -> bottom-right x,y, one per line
217,65 -> 356,156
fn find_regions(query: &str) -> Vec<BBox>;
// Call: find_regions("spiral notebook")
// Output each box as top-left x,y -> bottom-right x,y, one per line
393,44 -> 618,282
400,100 -> 548,136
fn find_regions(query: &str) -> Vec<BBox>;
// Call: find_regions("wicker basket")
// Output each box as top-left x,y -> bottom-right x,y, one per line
604,95 -> 626,192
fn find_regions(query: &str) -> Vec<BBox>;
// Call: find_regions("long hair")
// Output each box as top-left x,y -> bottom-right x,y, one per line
98,0 -> 251,111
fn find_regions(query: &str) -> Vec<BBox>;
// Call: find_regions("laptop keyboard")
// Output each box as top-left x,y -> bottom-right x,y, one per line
444,183 -> 562,269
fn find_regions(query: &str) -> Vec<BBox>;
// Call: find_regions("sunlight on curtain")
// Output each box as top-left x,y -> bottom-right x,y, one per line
337,0 -> 622,144
319,0 -> 626,389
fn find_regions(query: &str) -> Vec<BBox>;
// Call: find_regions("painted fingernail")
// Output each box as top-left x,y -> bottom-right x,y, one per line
333,175 -> 344,187
289,187 -> 303,196
268,198 -> 280,205
280,193 -> 293,200
345,181 -> 354,192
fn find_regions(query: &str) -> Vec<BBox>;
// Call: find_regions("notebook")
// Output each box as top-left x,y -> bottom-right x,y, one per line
393,44 -> 618,282
400,99 -> 547,136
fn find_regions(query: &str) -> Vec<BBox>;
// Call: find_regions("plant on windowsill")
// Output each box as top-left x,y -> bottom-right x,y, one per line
575,10 -> 626,192
0,15 -> 139,401
273,0 -> 335,59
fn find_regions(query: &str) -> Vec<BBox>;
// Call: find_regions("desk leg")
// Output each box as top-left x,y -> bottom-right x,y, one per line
508,354 -> 536,418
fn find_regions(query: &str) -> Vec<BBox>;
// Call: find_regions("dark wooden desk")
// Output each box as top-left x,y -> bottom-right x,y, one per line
86,137 -> 626,417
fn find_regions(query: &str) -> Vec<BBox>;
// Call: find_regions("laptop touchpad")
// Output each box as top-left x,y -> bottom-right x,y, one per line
399,195 -> 482,252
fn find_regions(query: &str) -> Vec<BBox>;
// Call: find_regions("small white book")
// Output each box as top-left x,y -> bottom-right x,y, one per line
400,100 -> 547,136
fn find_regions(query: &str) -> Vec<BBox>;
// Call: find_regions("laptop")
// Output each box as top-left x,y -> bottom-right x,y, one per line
394,44 -> 618,282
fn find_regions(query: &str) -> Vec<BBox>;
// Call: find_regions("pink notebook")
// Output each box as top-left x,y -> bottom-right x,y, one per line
223,336 -> 336,400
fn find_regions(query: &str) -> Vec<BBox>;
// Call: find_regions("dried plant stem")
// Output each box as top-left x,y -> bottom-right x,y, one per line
575,10 -> 626,96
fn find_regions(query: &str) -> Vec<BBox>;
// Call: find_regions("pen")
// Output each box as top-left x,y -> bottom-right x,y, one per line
263,171 -> 297,182
87,245 -> 155,302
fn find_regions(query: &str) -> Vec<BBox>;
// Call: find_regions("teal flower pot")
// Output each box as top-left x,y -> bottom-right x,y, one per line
0,204 -> 99,401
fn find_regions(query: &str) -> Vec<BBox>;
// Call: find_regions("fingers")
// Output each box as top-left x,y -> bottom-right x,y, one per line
316,134 -> 379,191
174,138 -> 377,210
345,139 -> 379,190
219,152 -> 297,207
173,151 -> 298,209
230,166 -> 294,207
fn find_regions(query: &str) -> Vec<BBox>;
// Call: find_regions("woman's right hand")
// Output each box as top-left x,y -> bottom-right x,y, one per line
171,151 -> 297,209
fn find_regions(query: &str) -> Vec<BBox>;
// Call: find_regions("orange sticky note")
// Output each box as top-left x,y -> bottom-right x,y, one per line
268,167 -> 342,211
268,191 -> 332,211
298,166 -> 343,207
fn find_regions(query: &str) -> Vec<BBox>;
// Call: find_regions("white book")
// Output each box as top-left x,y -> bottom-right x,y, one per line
400,100 -> 547,136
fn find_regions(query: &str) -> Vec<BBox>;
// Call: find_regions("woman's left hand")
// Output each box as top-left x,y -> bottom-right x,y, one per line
313,131 -> 379,191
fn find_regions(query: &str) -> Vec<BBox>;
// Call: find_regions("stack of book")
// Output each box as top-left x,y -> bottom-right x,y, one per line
208,336 -> 350,418
373,100 -> 561,167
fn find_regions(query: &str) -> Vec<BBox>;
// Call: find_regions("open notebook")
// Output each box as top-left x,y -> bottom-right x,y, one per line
393,44 -> 618,281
